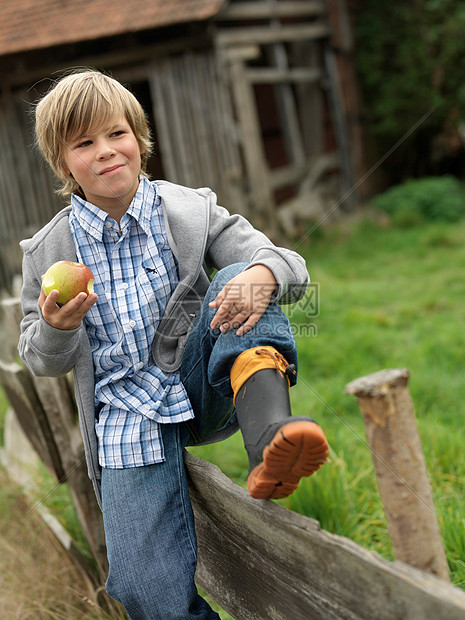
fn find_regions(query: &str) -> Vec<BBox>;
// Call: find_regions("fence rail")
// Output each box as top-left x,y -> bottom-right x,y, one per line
187,452 -> 465,620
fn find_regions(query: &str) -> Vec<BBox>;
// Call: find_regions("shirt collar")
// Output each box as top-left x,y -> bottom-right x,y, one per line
71,194 -> 107,241
124,177 -> 157,236
70,177 -> 157,240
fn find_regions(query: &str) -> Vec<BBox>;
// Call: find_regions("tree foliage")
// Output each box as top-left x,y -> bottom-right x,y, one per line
354,0 -> 465,182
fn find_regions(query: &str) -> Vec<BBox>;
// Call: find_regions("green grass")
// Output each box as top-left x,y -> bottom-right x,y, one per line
190,215 -> 465,590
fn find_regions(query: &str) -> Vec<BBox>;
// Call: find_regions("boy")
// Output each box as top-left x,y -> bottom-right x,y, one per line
19,70 -> 328,620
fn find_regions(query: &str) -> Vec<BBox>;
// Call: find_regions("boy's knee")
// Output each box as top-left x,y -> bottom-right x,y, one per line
211,262 -> 248,288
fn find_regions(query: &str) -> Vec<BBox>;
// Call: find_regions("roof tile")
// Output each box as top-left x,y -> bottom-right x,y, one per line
0,0 -> 226,56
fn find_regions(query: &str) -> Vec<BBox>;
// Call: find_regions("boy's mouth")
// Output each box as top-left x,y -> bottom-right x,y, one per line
100,164 -> 124,175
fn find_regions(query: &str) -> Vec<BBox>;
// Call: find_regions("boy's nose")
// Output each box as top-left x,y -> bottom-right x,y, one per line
96,141 -> 115,160
98,149 -> 115,160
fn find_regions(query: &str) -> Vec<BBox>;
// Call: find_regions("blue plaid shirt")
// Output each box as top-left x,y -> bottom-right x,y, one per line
69,178 -> 194,468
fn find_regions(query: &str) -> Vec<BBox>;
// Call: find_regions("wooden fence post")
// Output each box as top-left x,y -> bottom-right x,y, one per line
0,298 -> 109,585
345,368 -> 450,581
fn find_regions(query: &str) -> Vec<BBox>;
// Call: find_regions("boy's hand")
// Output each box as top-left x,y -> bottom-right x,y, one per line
39,287 -> 98,331
209,265 -> 277,336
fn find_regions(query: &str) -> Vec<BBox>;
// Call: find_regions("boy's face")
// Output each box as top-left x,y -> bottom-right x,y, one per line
63,116 -> 144,217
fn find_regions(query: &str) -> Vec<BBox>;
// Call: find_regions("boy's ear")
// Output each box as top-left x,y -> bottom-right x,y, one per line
138,139 -> 147,156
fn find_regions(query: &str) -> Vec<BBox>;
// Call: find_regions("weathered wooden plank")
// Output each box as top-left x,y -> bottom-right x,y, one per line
221,44 -> 261,61
291,40 -> 325,159
164,60 -> 196,186
0,296 -> 22,361
32,375 -> 82,467
0,250 -> 10,295
326,0 -> 369,199
327,0 -> 353,53
1,295 -> 23,332
35,500 -> 100,593
16,91 -> 63,225
212,51 -> 250,218
0,360 -> 64,479
0,97 -> 25,237
0,295 -> 108,583
0,410 -> 98,593
207,52 -> 246,216
0,361 -> 109,582
217,23 -> 331,48
183,54 -> 215,188
5,35 -> 203,90
198,54 -> 233,204
185,452 -> 465,620
148,65 -> 177,183
10,96 -> 42,227
61,446 -> 109,582
219,1 -> 326,21
246,66 -> 321,84
270,152 -> 340,190
25,374 -> 107,579
150,50 -> 248,218
0,92 -> 62,295
229,56 -> 276,234
1,408 -> 116,612
265,0 -> 306,169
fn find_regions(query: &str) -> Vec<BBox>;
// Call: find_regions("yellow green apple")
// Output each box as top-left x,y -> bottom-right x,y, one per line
42,260 -> 95,305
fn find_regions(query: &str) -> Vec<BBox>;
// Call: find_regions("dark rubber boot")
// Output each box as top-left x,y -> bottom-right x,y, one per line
235,367 -> 329,499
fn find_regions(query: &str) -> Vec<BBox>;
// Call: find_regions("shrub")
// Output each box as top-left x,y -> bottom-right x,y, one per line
372,176 -> 465,226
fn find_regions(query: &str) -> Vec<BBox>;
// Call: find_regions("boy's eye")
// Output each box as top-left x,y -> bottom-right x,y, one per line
76,139 -> 92,148
111,130 -> 125,137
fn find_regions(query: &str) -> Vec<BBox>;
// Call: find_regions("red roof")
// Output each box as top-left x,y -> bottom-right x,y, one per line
0,0 -> 227,56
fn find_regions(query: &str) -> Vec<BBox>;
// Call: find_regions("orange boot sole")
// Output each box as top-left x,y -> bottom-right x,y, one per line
247,420 -> 329,500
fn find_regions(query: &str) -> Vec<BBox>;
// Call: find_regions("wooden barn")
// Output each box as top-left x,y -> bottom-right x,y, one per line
0,0 -> 364,293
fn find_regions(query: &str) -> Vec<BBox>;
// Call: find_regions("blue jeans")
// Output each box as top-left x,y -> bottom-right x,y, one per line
102,264 -> 297,619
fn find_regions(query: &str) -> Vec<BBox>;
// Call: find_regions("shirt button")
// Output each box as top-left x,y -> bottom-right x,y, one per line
105,221 -> 112,228
121,282 -> 129,290
118,380 -> 125,387
129,319 -> 136,328
143,404 -> 151,411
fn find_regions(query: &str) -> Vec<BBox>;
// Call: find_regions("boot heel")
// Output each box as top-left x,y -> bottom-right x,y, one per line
248,421 -> 329,500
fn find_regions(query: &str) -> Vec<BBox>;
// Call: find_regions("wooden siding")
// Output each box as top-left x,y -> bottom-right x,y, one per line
0,93 -> 63,293
148,51 -> 248,219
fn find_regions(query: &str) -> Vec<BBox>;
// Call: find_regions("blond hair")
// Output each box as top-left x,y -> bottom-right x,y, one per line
35,69 -> 153,197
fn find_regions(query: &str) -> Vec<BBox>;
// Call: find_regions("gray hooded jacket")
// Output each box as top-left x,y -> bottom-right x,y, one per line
18,181 -> 310,506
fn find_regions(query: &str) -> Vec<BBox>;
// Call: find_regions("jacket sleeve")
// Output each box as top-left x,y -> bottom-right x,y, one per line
18,250 -> 85,377
205,191 -> 310,303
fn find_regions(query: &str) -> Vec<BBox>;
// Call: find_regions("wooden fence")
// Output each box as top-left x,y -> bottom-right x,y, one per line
2,297 -> 465,619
